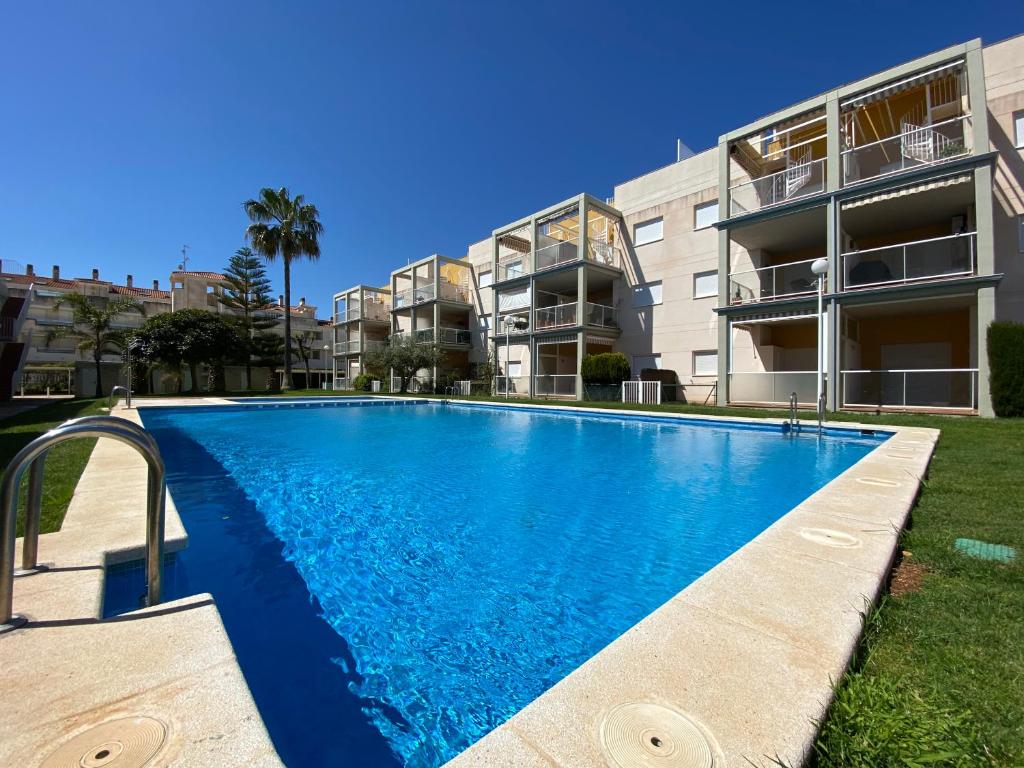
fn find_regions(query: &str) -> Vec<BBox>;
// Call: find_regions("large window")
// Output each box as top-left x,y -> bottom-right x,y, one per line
634,218 -> 663,246
693,271 -> 718,299
693,350 -> 718,376
632,281 -> 663,308
479,269 -> 493,288
694,201 -> 719,230
506,361 -> 522,377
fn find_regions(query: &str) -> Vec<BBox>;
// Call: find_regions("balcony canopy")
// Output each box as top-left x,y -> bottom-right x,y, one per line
841,60 -> 963,110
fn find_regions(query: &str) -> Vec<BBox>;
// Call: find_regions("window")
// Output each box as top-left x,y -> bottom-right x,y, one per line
1019,215 -> 1024,253
634,217 -> 663,246
693,350 -> 718,377
507,361 -> 522,377
498,287 -> 530,311
478,315 -> 491,331
1015,111 -> 1024,148
693,271 -> 718,298
504,260 -> 524,279
694,201 -> 719,230
312,351 -> 321,360
479,269 -> 493,288
632,281 -> 663,307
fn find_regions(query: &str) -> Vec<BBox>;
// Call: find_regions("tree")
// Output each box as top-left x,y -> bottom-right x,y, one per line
364,335 -> 442,393
252,332 -> 286,391
133,310 -> 243,394
218,247 -> 279,389
243,187 -> 324,390
50,293 -> 145,398
292,330 -> 317,389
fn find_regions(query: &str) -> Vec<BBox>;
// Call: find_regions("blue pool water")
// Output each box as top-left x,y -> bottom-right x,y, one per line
128,401 -> 885,767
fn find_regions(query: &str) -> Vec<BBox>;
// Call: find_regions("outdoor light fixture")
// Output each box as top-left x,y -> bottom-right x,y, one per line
502,314 -> 529,399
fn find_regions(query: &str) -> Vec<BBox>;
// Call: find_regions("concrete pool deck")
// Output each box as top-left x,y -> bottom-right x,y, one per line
0,396 -> 939,767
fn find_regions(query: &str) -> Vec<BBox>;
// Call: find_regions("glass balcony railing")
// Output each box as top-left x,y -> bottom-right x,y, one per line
728,371 -> 819,404
495,237 -> 621,282
841,115 -> 970,185
841,369 -> 977,410
728,258 -> 824,305
495,376 -> 529,395
584,301 -> 618,329
436,327 -> 472,345
729,158 -> 826,216
535,303 -> 578,330
842,232 -> 976,290
393,285 -> 436,308
495,311 -> 531,336
534,374 -> 578,397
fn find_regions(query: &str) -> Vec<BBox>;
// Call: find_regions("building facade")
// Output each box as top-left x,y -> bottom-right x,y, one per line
0,264 -> 331,397
338,35 -> 1022,416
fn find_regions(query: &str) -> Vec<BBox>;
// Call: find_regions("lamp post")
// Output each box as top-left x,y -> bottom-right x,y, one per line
811,258 -> 829,419
322,345 -> 330,390
502,314 -> 528,399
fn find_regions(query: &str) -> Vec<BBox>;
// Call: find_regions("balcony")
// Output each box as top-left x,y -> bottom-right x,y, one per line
534,374 -> 577,397
495,376 -> 529,396
436,327 -> 472,345
841,368 -> 977,410
496,237 -> 622,282
584,301 -> 618,329
334,340 -> 358,355
729,158 -> 827,217
842,115 -> 970,186
534,301 -> 618,331
842,232 -> 975,291
393,285 -> 436,308
729,371 -> 819,405
728,258 -> 824,305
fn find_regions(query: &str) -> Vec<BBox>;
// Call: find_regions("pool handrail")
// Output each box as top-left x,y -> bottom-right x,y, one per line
0,415 -> 166,634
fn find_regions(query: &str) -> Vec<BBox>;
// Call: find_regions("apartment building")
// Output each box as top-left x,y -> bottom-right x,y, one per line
0,264 -> 331,397
330,284 -> 392,385
336,34 -> 1024,416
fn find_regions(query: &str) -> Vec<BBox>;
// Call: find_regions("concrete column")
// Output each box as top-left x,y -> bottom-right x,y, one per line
432,301 -> 440,385
527,276 -> 536,398
965,42 -> 989,155
827,300 -> 840,411
576,265 -> 588,400
579,195 -> 589,266
826,198 -> 839,411
825,95 -> 840,193
973,161 -> 996,416
716,223 -> 730,407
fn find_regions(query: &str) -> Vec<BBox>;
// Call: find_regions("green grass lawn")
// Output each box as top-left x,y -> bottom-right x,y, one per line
0,398 -> 106,535
5,391 -> 1021,765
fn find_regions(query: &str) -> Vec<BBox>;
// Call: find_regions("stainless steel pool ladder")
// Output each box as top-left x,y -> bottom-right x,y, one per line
109,384 -> 131,410
817,392 -> 826,436
787,392 -> 799,432
443,385 -> 454,404
0,415 -> 166,634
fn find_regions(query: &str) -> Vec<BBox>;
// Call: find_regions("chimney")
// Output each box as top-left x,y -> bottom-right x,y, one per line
52,265 -> 60,280
299,297 -> 306,306
91,268 -> 99,280
26,264 -> 34,276
279,294 -> 284,307
126,274 -> 133,288
153,279 -> 159,291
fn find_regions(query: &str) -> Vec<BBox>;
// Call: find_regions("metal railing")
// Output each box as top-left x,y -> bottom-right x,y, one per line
535,237 -> 580,271
437,327 -> 472,345
496,311 -> 531,336
842,232 -> 976,290
729,157 -> 827,216
393,285 -> 436,308
841,114 -> 970,185
622,380 -> 661,405
535,303 -> 578,330
0,415 -> 166,633
534,374 -> 577,397
0,316 -> 14,342
728,258 -> 824,305
728,371 -> 819,404
334,340 -> 358,354
495,376 -> 529,396
108,384 -> 130,410
585,301 -> 618,328
841,368 -> 978,410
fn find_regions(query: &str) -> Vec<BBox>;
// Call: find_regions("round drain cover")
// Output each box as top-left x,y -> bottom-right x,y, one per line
40,716 -> 167,768
599,702 -> 715,768
799,527 -> 860,549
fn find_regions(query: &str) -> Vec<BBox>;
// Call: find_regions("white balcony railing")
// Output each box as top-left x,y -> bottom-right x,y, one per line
842,232 -> 976,290
622,380 -> 661,405
728,258 -> 824,305
495,375 -> 530,395
729,157 -> 826,216
534,374 -> 578,397
841,369 -> 977,410
841,115 -> 970,185
728,371 -> 819,404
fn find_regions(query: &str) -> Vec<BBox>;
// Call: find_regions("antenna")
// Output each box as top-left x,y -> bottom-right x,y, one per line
178,245 -> 190,272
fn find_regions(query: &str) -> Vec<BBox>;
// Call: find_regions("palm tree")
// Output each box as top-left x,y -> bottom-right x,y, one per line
51,293 -> 145,398
243,187 -> 323,390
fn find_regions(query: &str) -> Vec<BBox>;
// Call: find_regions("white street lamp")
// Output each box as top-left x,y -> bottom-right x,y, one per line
811,258 -> 829,420
502,314 -> 528,399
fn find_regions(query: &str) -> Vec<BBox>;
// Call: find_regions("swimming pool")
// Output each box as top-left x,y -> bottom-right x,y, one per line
127,401 -> 886,767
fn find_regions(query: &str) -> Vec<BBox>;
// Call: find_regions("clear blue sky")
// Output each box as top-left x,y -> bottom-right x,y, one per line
2,1 -> 1020,314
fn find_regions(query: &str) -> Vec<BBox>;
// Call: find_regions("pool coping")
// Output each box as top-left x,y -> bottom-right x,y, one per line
3,396 -> 938,767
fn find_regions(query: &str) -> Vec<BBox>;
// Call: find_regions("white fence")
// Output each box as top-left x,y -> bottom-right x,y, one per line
622,380 -> 661,405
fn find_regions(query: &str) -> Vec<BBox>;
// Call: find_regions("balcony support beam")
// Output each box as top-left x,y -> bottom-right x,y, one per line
717,222 -> 731,406
826,96 -> 840,194
576,265 -> 588,400
973,162 -> 996,417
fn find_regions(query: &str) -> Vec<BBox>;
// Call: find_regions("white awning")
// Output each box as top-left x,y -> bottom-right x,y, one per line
843,173 -> 972,210
586,335 -> 615,346
841,60 -> 963,109
731,309 -> 816,326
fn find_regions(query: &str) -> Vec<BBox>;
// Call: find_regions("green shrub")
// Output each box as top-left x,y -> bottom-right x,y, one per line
581,352 -> 631,385
988,321 -> 1024,417
352,373 -> 374,392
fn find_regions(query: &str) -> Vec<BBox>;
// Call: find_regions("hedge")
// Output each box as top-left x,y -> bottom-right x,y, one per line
988,321 -> 1024,417
352,373 -> 375,392
581,352 -> 631,385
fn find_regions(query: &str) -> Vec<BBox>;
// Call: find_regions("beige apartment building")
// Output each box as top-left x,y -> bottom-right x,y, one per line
335,34 -> 1024,416
0,265 -> 331,397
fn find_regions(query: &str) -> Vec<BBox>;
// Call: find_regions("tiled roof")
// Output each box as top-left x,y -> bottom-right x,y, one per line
0,272 -> 170,299
111,285 -> 171,299
171,271 -> 226,280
